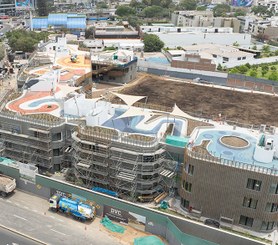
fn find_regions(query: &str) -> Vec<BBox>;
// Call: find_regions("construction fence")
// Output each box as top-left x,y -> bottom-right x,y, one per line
0,162 -> 266,245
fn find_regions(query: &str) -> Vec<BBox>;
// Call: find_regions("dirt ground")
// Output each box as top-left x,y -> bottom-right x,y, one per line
99,222 -> 167,245
115,74 -> 278,127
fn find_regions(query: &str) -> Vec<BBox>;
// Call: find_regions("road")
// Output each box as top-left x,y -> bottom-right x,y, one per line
0,226 -> 42,245
0,190 -> 121,245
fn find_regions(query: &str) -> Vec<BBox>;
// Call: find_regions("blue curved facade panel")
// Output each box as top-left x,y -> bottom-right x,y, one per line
48,14 -> 67,27
32,13 -> 86,31
32,18 -> 48,29
67,17 -> 86,29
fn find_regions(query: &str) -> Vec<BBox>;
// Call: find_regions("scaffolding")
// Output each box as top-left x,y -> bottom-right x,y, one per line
72,126 -> 178,201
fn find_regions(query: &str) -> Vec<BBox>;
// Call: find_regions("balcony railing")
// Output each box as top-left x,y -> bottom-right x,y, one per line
187,148 -> 278,176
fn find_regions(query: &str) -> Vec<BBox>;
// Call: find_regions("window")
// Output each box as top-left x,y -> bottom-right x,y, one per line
212,54 -> 217,58
185,163 -> 194,175
53,148 -> 61,156
181,198 -> 190,209
261,221 -> 275,231
52,132 -> 62,141
185,182 -> 192,192
223,57 -> 229,62
242,197 -> 258,209
239,215 -> 253,227
246,178 -> 262,191
237,57 -> 241,60
265,203 -> 278,213
269,183 -> 278,194
242,57 -> 246,60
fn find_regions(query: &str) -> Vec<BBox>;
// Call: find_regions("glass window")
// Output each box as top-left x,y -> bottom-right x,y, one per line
239,215 -> 253,227
185,182 -> 192,192
52,132 -> 62,141
243,197 -> 258,209
265,203 -> 278,213
269,183 -> 278,194
246,178 -> 262,191
261,221 -> 275,231
181,198 -> 190,209
185,163 -> 194,175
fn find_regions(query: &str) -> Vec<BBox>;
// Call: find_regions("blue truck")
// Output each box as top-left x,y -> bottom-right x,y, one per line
49,194 -> 96,221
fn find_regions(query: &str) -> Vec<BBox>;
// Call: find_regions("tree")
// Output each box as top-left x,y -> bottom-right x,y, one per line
36,0 -> 49,16
217,64 -> 222,71
96,2 -> 108,9
196,6 -> 207,11
178,0 -> 197,10
115,5 -> 135,17
269,72 -> 278,81
213,4 -> 231,17
0,43 -> 4,61
237,65 -> 248,74
143,34 -> 164,52
127,16 -> 142,28
6,30 -> 49,53
142,6 -> 168,18
262,45 -> 270,53
251,5 -> 268,16
234,9 -> 247,17
249,70 -> 257,77
85,27 -> 94,39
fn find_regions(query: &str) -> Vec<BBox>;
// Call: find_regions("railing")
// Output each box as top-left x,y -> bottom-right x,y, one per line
187,148 -> 278,176
0,111 -> 65,127
76,127 -> 159,148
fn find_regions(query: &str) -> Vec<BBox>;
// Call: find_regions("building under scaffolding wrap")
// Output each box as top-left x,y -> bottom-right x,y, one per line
72,126 -> 179,200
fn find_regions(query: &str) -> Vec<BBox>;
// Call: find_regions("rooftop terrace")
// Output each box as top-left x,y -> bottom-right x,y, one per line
189,125 -> 278,175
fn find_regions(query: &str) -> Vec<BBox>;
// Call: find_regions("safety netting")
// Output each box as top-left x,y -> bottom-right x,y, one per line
134,235 -> 165,245
100,216 -> 126,234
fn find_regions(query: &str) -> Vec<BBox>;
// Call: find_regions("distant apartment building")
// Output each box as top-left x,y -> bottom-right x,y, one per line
90,49 -> 137,84
0,0 -> 15,15
54,0 -> 91,5
247,17 -> 278,39
257,0 -> 278,13
93,22 -> 139,39
83,39 -> 144,52
171,11 -> 241,33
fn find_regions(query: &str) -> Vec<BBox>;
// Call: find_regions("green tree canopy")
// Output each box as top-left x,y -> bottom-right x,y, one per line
6,30 -> 49,53
115,5 -> 136,17
251,5 -> 268,16
96,2 -> 108,9
0,43 -> 5,61
143,34 -> 164,52
141,6 -> 169,18
213,4 -> 231,17
36,0 -> 49,16
178,0 -> 197,10
234,9 -> 247,17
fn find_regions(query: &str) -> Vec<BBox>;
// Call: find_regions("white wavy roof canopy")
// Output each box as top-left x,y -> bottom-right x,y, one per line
116,106 -> 152,119
171,104 -> 195,119
112,92 -> 146,106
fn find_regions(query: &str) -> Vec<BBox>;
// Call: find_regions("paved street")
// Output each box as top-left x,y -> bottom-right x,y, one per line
0,190 -> 121,245
0,226 -> 42,245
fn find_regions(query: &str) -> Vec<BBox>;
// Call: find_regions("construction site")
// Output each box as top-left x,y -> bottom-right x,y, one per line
117,74 -> 278,127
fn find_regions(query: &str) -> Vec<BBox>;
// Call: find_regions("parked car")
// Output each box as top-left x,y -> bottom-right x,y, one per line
204,219 -> 220,228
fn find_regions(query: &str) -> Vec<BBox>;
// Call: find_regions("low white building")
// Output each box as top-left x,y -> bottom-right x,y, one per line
140,25 -> 233,34
167,44 -> 255,67
84,39 -> 144,51
153,32 -> 251,48
257,0 -> 278,13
